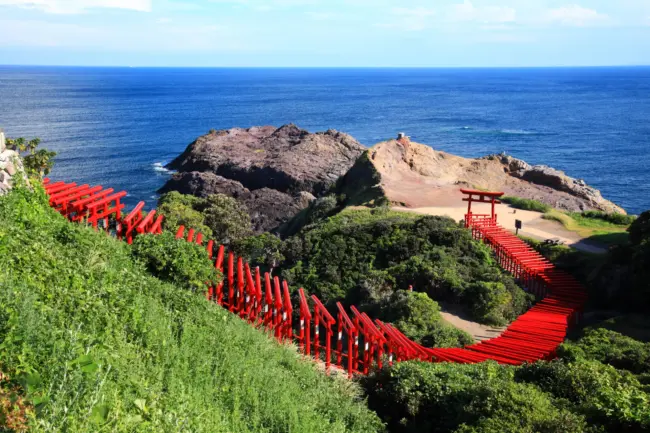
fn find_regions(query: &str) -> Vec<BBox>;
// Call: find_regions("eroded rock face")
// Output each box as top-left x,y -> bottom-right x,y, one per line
161,125 -> 366,232
166,124 -> 365,196
487,154 -> 624,214
339,138 -> 624,214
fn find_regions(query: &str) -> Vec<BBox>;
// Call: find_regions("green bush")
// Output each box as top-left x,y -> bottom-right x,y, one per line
376,291 -> 473,348
131,231 -> 221,293
158,191 -> 213,237
628,211 -> 650,246
558,327 -> 650,376
500,196 -> 551,213
280,209 -> 530,327
516,359 -> 650,432
231,232 -> 284,275
158,191 -> 252,245
362,361 -> 586,433
0,186 -> 383,432
570,210 -> 637,227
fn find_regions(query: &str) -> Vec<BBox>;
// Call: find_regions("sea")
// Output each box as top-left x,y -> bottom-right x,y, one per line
0,66 -> 648,214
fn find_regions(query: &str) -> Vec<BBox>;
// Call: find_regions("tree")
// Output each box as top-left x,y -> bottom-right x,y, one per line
6,137 -> 56,178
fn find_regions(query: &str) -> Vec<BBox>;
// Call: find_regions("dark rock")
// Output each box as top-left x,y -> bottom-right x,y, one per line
159,171 -> 249,199
165,124 -> 365,196
161,124 -> 366,233
242,188 -> 306,233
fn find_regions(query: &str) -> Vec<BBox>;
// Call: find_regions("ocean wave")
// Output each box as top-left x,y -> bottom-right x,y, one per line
499,129 -> 538,135
152,162 -> 174,174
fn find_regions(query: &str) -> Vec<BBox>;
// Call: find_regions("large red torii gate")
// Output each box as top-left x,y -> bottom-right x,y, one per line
460,188 -> 504,227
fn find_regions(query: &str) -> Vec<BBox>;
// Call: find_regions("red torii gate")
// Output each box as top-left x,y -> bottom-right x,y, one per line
461,188 -> 504,227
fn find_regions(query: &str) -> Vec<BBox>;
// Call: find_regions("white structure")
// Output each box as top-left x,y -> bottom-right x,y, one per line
0,128 -> 5,153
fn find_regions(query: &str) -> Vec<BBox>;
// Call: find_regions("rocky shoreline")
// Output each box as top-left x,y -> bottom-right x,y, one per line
160,125 -> 625,232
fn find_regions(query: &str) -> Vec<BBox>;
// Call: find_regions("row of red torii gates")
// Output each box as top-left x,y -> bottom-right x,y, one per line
42,179 -> 587,376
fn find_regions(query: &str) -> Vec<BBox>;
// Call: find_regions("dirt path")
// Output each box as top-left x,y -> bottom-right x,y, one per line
392,202 -> 607,254
439,305 -> 507,342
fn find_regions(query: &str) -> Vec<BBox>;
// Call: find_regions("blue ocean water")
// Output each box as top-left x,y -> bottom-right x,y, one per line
0,66 -> 648,214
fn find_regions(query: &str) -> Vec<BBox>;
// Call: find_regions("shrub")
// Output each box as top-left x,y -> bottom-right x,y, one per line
465,281 -> 513,325
628,211 -> 650,246
158,191 -> 213,237
571,210 -> 637,226
376,291 -> 474,348
131,231 -> 221,293
158,191 -> 252,245
280,209 -> 529,326
231,232 -> 284,275
362,361 -> 586,433
202,194 -> 253,244
558,327 -> 650,375
516,359 -> 650,432
500,196 -> 551,213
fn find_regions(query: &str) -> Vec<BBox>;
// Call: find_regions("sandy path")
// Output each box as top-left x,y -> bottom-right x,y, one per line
392,202 -> 607,254
440,308 -> 507,342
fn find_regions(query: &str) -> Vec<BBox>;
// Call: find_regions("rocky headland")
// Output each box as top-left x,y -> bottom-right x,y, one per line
161,127 -> 625,233
338,136 -> 624,214
161,124 -> 365,232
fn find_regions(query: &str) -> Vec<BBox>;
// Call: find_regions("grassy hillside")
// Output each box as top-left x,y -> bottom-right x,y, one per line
0,187 -> 383,432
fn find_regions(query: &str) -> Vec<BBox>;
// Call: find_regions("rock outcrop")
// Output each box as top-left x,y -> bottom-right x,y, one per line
0,130 -> 28,196
338,137 -> 624,214
161,125 -> 365,232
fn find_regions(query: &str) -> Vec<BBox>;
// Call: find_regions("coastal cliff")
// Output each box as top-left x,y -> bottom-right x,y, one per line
339,137 -> 624,214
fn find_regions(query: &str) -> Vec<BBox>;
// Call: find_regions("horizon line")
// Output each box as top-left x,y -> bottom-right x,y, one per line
1,64 -> 650,69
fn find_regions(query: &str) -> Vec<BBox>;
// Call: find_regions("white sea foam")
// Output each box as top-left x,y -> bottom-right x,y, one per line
152,162 -> 174,174
500,129 -> 537,135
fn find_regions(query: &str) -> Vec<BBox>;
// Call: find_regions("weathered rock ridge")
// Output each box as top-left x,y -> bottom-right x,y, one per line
161,125 -> 365,232
340,138 -> 624,214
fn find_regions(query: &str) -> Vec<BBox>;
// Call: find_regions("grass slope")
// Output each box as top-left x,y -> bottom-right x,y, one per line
0,187 -> 383,432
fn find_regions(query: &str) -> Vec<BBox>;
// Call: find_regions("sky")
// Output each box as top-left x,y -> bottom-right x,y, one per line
0,0 -> 649,67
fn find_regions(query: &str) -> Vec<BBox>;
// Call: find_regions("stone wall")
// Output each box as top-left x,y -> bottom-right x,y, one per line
0,129 -> 28,195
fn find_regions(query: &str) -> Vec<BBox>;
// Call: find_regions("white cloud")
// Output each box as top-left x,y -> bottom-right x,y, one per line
0,0 -> 151,14
376,7 -> 436,31
392,7 -> 436,18
448,1 -> 516,24
546,4 -> 609,27
306,11 -> 336,20
0,17 -> 241,51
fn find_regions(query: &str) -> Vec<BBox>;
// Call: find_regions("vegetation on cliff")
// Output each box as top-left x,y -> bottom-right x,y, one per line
158,191 -> 253,244
280,208 -> 531,327
0,186 -> 383,432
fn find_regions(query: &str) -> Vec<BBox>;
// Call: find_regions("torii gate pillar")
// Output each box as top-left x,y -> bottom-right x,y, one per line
460,189 -> 504,227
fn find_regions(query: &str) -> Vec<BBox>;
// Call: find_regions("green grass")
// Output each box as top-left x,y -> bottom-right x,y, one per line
568,210 -> 636,227
0,187 -> 383,432
543,209 -> 630,246
500,196 -> 551,213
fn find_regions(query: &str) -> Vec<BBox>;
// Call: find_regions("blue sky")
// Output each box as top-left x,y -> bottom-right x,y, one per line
0,0 -> 649,66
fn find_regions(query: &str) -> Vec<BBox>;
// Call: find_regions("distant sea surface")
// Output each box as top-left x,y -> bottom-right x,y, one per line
0,66 -> 648,214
